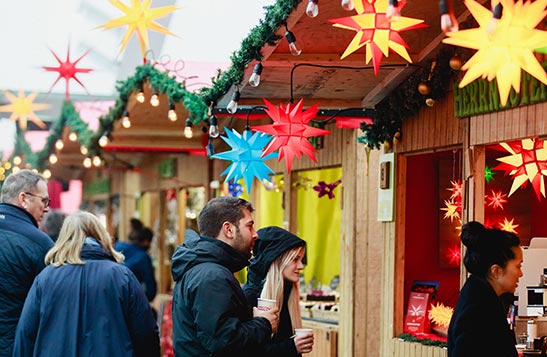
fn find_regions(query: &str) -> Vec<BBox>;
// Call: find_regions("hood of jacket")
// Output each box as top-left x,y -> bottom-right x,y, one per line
171,229 -> 250,282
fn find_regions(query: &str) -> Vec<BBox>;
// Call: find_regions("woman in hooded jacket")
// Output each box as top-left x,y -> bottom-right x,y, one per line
13,211 -> 160,357
243,226 -> 314,356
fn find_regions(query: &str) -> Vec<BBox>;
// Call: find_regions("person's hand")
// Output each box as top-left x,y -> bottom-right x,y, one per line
294,332 -> 314,354
253,306 -> 279,332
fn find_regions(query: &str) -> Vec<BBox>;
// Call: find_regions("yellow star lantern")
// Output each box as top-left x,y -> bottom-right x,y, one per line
98,0 -> 179,59
442,0 -> 547,106
328,0 -> 426,75
0,91 -> 50,130
499,217 -> 519,234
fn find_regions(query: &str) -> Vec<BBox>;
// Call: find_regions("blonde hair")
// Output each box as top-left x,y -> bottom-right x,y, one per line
45,211 -> 124,266
260,246 -> 304,333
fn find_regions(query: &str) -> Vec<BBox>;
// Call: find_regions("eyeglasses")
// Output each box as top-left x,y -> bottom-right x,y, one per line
24,192 -> 51,208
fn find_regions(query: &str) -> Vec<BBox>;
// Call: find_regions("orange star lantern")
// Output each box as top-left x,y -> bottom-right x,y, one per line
99,0 -> 179,59
442,0 -> 547,106
0,91 -> 50,130
328,0 -> 426,75
493,138 -> 547,200
252,99 -> 330,173
43,47 -> 93,101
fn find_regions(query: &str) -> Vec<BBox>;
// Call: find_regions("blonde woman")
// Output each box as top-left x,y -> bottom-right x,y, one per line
13,211 -> 160,357
243,226 -> 314,356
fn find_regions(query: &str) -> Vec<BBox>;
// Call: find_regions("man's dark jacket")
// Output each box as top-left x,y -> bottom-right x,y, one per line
448,274 -> 518,357
0,203 -> 53,357
171,230 -> 272,356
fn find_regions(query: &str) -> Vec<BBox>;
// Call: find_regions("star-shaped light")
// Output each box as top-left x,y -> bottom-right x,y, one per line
441,199 -> 460,222
211,128 -> 277,194
499,217 -> 519,233
429,303 -> 454,328
0,91 -> 50,130
485,165 -> 495,183
442,0 -> 547,106
485,189 -> 508,210
252,99 -> 330,173
313,179 -> 342,199
43,47 -> 93,101
328,0 -> 426,75
493,138 -> 547,199
99,0 -> 179,58
448,180 -> 462,201
446,245 -> 461,266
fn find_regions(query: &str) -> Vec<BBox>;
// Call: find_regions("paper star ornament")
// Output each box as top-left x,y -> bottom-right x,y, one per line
43,47 -> 93,101
493,138 -> 547,199
328,0 -> 426,75
99,0 -> 179,58
0,91 -> 50,130
499,217 -> 519,234
442,0 -> 547,106
252,99 -> 330,173
485,189 -> 508,210
211,128 -> 277,194
313,179 -> 342,199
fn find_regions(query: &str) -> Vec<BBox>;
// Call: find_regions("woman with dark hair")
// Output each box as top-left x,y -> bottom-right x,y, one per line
447,221 -> 523,357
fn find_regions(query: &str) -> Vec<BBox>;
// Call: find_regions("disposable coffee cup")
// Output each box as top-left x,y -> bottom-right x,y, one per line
294,328 -> 313,337
257,298 -> 276,311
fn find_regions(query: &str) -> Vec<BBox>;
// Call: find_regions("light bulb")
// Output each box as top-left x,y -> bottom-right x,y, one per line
80,145 -> 88,156
92,156 -> 102,167
49,153 -> 58,165
68,132 -> 78,142
226,90 -> 240,114
83,157 -> 92,168
168,103 -> 178,122
306,0 -> 319,17
184,119 -> 193,139
386,0 -> 401,22
55,139 -> 64,150
122,116 -> 131,128
341,0 -> 354,11
209,115 -> 220,138
150,93 -> 159,107
13,156 -> 21,165
136,90 -> 145,103
439,0 -> 458,33
249,63 -> 263,87
43,169 -> 51,179
99,135 -> 109,147
285,30 -> 302,56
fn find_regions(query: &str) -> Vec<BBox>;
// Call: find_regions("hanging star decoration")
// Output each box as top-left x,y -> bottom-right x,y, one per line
211,128 -> 277,194
43,47 -> 93,101
499,217 -> 519,233
484,165 -> 495,183
429,303 -> 454,329
0,91 -> 50,130
328,0 -> 426,75
485,189 -> 508,210
442,0 -> 547,106
228,181 -> 243,197
441,199 -> 460,222
493,138 -> 547,199
446,245 -> 461,266
252,99 -> 330,173
98,0 -> 179,59
447,180 -> 462,201
313,179 -> 342,199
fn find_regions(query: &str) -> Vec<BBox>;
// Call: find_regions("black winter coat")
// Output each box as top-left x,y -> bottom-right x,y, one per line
0,203 -> 53,357
171,230 -> 272,356
447,274 -> 518,357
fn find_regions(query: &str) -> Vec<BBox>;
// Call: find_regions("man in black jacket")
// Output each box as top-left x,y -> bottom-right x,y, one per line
0,170 -> 53,357
171,197 -> 278,356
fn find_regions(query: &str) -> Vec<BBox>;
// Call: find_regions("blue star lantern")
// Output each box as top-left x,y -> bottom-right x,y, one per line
212,128 -> 278,194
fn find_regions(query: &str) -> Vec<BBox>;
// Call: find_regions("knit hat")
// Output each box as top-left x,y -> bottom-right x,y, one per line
249,226 -> 306,280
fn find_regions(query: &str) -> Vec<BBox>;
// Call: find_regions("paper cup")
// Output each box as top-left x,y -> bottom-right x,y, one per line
257,298 -> 276,311
294,328 -> 313,337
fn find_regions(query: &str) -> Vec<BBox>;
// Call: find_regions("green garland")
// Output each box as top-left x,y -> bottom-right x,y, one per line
397,333 -> 447,349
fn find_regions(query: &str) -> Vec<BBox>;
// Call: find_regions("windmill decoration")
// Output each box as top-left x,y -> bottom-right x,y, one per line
0,91 -> 50,130
328,0 -> 426,75
98,0 -> 179,60
211,128 -> 278,194
442,0 -> 547,106
252,99 -> 330,173
43,47 -> 93,101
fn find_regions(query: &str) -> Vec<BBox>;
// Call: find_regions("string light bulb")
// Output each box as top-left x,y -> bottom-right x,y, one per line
68,132 -> 78,142
285,29 -> 302,56
99,134 -> 109,147
306,0 -> 319,18
55,139 -> 64,151
150,92 -> 160,107
168,102 -> 178,122
226,88 -> 240,114
487,2 -> 503,34
42,169 -> 51,179
83,157 -> 92,168
92,156 -> 102,167
184,118 -> 193,139
13,156 -> 22,165
386,0 -> 401,22
341,0 -> 354,11
49,153 -> 58,165
439,0 -> 458,33
136,87 -> 145,103
121,110 -> 131,128
209,114 -> 220,138
249,63 -> 263,87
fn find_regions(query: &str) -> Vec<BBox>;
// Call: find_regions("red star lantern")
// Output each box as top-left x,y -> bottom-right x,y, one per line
43,47 -> 93,101
493,138 -> 547,200
252,99 -> 330,173
328,0 -> 426,75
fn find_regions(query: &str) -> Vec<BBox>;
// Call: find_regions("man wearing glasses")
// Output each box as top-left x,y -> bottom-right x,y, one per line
0,169 -> 53,357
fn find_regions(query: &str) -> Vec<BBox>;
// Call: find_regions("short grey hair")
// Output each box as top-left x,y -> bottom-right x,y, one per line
1,170 -> 46,203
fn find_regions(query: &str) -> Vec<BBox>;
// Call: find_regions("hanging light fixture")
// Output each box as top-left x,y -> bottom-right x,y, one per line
80,145 -> 88,156
150,91 -> 160,107
92,156 -> 102,167
249,62 -> 263,87
209,114 -> 220,138
42,169 -> 52,179
98,132 -> 109,147
68,132 -> 78,142
136,84 -> 145,103
121,110 -> 131,128
226,87 -> 240,114
168,102 -> 178,122
439,0 -> 458,33
184,118 -> 193,139
386,0 -> 401,21
55,139 -> 64,150
285,27 -> 302,56
306,0 -> 319,18
83,157 -> 92,168
341,0 -> 354,11
13,156 -> 22,166
49,153 -> 58,165
487,2 -> 503,34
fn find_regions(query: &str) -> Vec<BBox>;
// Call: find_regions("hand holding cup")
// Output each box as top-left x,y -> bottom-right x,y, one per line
294,328 -> 314,354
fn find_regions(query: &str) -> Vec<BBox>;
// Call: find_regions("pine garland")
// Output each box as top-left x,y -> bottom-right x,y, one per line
397,333 -> 447,348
